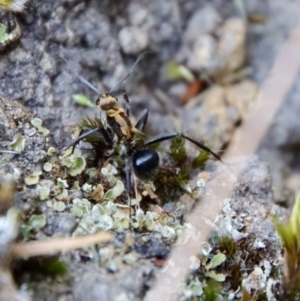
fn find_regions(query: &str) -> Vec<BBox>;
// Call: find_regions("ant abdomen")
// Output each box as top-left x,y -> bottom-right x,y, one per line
132,149 -> 159,180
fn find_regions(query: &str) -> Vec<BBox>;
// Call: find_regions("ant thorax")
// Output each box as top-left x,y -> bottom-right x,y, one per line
96,93 -> 136,140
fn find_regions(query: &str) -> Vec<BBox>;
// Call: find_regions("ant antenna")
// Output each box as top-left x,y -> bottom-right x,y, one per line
109,51 -> 151,94
58,56 -> 102,95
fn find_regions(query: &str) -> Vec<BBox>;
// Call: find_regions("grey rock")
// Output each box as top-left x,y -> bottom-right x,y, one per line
185,5 -> 222,40
118,26 -> 149,54
51,213 -> 77,235
72,262 -> 154,301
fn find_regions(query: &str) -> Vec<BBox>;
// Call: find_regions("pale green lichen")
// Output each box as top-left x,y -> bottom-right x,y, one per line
24,170 -> 42,186
47,147 -> 57,156
72,93 -> 94,107
31,118 -> 42,128
103,180 -> 124,201
9,135 -> 26,153
28,214 -> 46,231
71,181 -> 80,190
205,253 -> 226,270
21,213 -> 46,238
207,270 -> 226,282
40,127 -> 50,136
95,215 -> 114,231
25,175 -> 39,185
104,201 -> 117,215
183,278 -> 203,299
53,201 -> 66,212
70,205 -> 84,218
0,23 -> 10,42
57,178 -> 69,189
132,208 -> 145,229
62,155 -> 86,176
70,198 -> 91,218
30,118 -> 49,136
87,168 -> 97,178
61,156 -> 73,168
56,189 -> 68,201
46,200 -> 52,207
43,162 -> 52,172
38,186 -> 50,200
60,147 -> 73,159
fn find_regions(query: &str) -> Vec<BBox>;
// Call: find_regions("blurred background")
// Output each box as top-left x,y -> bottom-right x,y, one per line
1,0 -> 300,206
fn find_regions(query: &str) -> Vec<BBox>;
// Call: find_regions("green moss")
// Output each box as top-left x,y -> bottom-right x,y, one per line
192,150 -> 210,169
152,166 -> 190,201
202,281 -> 221,301
170,136 -> 187,165
228,262 -> 242,290
219,236 -> 237,258
20,257 -> 67,278
274,192 -> 300,299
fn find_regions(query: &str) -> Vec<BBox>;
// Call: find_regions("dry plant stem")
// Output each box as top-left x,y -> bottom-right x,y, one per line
12,232 -> 112,258
144,22 -> 300,301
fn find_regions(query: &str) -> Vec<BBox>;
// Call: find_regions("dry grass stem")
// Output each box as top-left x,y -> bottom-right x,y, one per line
12,232 -> 112,258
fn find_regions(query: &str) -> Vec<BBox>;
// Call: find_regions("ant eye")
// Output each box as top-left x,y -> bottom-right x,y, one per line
132,149 -> 159,180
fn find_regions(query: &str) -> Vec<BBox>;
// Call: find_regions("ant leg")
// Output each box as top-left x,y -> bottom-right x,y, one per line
124,156 -> 132,197
135,109 -> 149,131
122,86 -> 131,117
65,128 -> 100,153
65,127 -> 113,152
143,132 -> 222,162
143,132 -> 178,146
124,156 -> 134,226
181,134 -> 222,161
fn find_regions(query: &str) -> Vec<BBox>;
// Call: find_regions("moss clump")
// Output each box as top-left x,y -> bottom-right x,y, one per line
170,136 -> 187,165
274,192 -> 300,300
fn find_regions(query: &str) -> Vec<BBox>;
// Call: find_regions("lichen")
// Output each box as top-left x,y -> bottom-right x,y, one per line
61,154 -> 86,176
37,186 -> 50,200
43,162 -> 52,172
24,170 -> 42,186
53,201 -> 66,212
31,118 -> 49,136
9,135 -> 26,153
103,180 -> 124,201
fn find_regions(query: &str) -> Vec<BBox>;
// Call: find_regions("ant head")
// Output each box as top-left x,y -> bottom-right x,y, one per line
96,93 -> 118,111
132,149 -> 159,180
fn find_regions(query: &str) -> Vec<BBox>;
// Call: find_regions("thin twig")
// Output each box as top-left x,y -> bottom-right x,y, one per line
12,232 -> 112,258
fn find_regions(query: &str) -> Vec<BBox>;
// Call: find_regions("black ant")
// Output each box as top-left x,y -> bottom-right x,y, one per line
62,53 -> 222,199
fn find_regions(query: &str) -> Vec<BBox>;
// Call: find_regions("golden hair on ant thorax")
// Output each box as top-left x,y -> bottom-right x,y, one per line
96,93 -> 118,111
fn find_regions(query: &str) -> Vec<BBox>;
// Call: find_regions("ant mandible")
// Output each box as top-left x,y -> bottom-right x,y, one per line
62,53 -> 222,196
